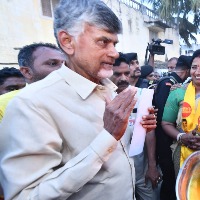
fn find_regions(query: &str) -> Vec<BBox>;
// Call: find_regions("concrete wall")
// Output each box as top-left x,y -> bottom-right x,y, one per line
104,0 -> 180,65
181,43 -> 200,55
0,0 -> 180,69
0,0 -> 57,68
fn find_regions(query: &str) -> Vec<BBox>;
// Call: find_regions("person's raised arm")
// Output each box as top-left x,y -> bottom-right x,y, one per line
148,53 -> 155,68
104,87 -> 137,140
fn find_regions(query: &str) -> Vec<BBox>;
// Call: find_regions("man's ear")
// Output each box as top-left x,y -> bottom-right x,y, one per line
57,31 -> 75,55
20,66 -> 33,81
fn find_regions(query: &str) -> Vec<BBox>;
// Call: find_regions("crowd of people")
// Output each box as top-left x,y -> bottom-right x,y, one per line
0,0 -> 200,200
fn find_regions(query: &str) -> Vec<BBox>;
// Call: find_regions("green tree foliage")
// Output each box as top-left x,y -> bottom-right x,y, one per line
146,0 -> 200,46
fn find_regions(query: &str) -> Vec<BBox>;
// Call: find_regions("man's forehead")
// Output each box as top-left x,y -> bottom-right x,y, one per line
130,60 -> 138,64
168,60 -> 176,65
83,24 -> 119,42
113,66 -> 130,73
33,47 -> 65,60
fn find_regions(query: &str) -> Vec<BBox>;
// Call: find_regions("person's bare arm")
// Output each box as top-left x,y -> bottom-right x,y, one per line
162,121 -> 198,149
161,121 -> 179,140
145,130 -> 161,189
148,53 -> 154,68
142,107 -> 161,189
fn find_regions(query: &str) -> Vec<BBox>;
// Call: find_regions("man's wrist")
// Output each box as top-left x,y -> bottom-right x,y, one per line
177,132 -> 186,144
148,160 -> 157,168
148,164 -> 157,169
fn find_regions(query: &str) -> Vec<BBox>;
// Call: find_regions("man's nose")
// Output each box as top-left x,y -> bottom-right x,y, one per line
136,66 -> 140,70
121,74 -> 128,80
108,44 -> 119,59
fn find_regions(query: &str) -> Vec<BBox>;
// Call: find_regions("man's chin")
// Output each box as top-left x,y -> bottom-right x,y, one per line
134,73 -> 141,77
117,85 -> 129,93
117,85 -> 129,91
97,69 -> 113,79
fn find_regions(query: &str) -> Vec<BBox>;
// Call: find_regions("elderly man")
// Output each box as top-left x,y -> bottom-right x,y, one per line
0,1 -> 156,200
167,57 -> 178,74
0,67 -> 25,95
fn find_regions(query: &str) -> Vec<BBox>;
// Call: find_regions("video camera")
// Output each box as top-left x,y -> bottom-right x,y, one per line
148,39 -> 173,55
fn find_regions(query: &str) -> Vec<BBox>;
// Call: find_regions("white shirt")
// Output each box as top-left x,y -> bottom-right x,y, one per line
0,65 -> 135,200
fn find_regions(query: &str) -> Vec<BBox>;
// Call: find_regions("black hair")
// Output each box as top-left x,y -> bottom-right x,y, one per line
54,0 -> 122,48
18,43 -> 60,68
0,67 -> 24,85
140,65 -> 154,78
176,55 -> 192,70
123,52 -> 138,64
191,49 -> 200,65
114,53 -> 129,67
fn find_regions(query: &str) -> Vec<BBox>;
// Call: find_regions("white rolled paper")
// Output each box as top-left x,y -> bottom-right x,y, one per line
129,88 -> 154,157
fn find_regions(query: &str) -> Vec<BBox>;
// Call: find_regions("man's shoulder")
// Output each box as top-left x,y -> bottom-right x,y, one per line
156,76 -> 177,89
153,76 -> 178,105
170,85 -> 186,95
17,71 -> 63,101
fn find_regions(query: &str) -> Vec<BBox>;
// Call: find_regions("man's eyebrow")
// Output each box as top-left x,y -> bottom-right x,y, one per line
99,36 -> 119,44
43,58 -> 64,63
46,58 -> 63,61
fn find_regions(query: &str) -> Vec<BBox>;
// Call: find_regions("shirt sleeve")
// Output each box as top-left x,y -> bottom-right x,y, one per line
162,88 -> 185,123
0,97 -> 118,200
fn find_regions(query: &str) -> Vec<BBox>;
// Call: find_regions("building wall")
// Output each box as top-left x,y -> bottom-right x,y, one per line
105,0 -> 180,65
181,43 -> 200,56
0,0 -> 180,69
0,0 -> 57,69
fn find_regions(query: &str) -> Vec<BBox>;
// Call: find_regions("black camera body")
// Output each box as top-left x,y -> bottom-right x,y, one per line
148,39 -> 173,55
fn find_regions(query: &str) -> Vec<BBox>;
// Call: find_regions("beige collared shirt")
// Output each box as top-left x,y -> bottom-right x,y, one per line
0,65 -> 135,200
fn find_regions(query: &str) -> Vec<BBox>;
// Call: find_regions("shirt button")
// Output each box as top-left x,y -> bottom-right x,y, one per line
97,85 -> 105,90
108,148 -> 113,153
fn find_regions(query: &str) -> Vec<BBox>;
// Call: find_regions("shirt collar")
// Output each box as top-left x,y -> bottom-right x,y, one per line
57,64 -> 117,99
